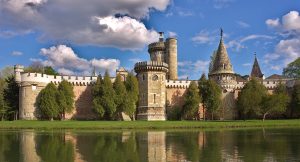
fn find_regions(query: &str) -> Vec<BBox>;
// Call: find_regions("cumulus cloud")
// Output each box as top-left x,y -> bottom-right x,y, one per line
0,0 -> 171,50
32,45 -> 120,76
236,21 -> 250,28
11,51 -> 23,56
264,11 -> 300,71
178,60 -> 209,79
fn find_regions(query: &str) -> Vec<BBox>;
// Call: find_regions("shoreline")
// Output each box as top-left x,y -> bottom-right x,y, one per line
0,120 -> 300,130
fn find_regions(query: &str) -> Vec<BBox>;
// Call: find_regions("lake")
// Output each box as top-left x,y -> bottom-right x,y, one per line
0,128 -> 300,162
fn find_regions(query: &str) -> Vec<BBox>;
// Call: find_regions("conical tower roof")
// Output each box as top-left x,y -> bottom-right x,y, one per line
250,54 -> 263,78
210,29 -> 234,75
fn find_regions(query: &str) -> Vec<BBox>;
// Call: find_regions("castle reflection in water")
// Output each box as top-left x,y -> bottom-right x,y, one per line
1,129 -> 300,162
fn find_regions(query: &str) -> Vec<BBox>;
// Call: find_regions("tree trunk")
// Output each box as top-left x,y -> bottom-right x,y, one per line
50,117 -> 53,121
211,112 -> 214,120
263,113 -> 268,122
1,114 -> 3,121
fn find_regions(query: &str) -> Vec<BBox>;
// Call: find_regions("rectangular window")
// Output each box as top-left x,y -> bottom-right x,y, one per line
32,85 -> 37,91
154,94 -> 156,104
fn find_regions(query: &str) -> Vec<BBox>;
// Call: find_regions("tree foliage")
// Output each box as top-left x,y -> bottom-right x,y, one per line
0,79 -> 8,120
124,72 -> 139,119
237,79 -> 267,119
57,80 -> 74,120
36,83 -> 59,120
283,57 -> 300,79
199,75 -> 221,120
92,76 -> 105,118
113,74 -> 128,119
290,82 -> 300,117
25,63 -> 58,75
182,81 -> 201,120
3,76 -> 19,120
260,84 -> 289,121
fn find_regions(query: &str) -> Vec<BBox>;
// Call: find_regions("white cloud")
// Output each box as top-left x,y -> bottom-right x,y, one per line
237,21 -> 250,28
32,45 -> 120,76
242,63 -> 251,67
178,60 -> 209,79
227,34 -> 273,51
0,0 -> 171,50
214,0 -> 235,9
192,30 -> 216,44
264,11 -> 300,71
168,31 -> 177,38
11,51 -> 23,56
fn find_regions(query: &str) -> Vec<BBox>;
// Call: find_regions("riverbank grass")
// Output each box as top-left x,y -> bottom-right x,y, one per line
0,120 -> 300,130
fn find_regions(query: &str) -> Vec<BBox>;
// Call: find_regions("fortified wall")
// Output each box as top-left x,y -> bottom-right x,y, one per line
15,65 -> 121,120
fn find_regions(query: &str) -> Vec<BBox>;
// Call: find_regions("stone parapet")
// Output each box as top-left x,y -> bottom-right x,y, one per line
166,80 -> 191,89
148,42 -> 165,53
134,61 -> 169,73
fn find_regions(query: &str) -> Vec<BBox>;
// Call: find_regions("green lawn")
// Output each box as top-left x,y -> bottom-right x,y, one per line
0,120 -> 300,130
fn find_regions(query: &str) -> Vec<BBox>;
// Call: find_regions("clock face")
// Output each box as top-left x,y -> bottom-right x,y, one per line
152,74 -> 158,81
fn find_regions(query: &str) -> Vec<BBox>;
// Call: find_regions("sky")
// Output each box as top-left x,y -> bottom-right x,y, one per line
0,0 -> 299,79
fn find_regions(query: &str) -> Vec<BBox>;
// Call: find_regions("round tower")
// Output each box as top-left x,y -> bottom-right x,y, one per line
134,61 -> 168,121
14,64 -> 24,83
208,29 -> 237,92
148,32 -> 166,63
165,38 -> 178,80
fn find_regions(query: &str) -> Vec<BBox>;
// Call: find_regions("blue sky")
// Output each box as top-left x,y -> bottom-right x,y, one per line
0,0 -> 299,79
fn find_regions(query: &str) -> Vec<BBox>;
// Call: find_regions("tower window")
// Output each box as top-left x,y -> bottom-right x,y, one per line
142,74 -> 145,80
154,94 -> 156,104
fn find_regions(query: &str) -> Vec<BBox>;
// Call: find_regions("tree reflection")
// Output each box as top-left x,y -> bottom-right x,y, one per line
35,132 -> 74,162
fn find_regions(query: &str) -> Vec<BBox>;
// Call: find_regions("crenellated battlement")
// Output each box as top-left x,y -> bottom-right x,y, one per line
166,80 -> 192,89
19,72 -> 115,86
148,42 -> 165,53
134,61 -> 169,73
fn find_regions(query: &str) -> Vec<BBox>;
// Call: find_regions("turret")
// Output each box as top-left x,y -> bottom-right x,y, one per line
14,64 -> 24,83
250,53 -> 264,80
165,38 -> 178,80
148,32 -> 165,62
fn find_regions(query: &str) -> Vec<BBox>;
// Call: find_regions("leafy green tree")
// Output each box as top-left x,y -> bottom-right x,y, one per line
25,63 -> 58,75
125,72 -> 139,119
36,83 -> 59,120
283,57 -> 300,78
57,80 -> 75,120
101,71 -> 116,119
290,82 -> 300,117
260,82 -> 289,121
113,74 -> 129,120
0,79 -> 8,120
3,76 -> 19,120
182,81 -> 201,120
198,73 -> 208,120
0,66 -> 14,79
206,80 -> 222,120
237,79 -> 267,119
92,76 -> 105,118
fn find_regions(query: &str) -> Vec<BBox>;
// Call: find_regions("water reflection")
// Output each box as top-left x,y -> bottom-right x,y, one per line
0,128 -> 300,162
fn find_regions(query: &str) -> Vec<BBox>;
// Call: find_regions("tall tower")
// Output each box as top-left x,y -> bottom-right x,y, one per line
134,62 -> 168,121
208,29 -> 237,91
165,38 -> 178,80
250,54 -> 264,80
148,32 -> 166,63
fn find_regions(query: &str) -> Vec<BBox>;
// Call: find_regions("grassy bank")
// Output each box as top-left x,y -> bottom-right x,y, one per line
0,120 -> 300,130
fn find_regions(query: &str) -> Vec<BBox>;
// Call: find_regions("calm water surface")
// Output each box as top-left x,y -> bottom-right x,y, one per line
0,128 -> 300,162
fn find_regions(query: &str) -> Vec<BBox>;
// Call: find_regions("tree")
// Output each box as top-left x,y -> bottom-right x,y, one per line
237,79 -> 267,119
198,73 -> 208,120
260,83 -> 289,121
125,72 -> 139,119
36,83 -> 59,120
0,78 -> 8,120
25,63 -> 58,75
182,81 -> 201,120
205,80 -> 222,120
101,71 -> 116,119
57,80 -> 75,120
283,57 -> 300,78
3,76 -> 19,120
113,74 -> 130,117
92,76 -> 105,118
0,66 -> 14,79
290,82 -> 300,117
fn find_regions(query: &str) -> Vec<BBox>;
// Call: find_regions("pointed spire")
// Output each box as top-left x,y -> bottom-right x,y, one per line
92,66 -> 96,76
250,52 -> 263,79
209,29 -> 234,75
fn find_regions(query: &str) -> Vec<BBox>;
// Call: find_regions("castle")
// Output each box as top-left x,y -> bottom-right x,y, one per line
14,30 -> 295,120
